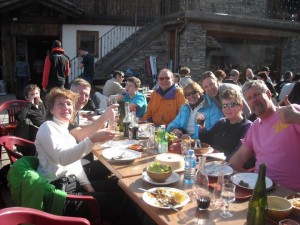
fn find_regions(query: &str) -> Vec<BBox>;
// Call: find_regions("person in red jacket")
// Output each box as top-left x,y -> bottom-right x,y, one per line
42,40 -> 70,92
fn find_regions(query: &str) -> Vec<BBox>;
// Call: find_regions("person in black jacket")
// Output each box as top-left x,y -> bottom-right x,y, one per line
42,40 -> 70,92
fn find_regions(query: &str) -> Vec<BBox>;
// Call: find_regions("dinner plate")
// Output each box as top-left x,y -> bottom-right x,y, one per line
102,147 -> 141,162
100,139 -> 140,148
142,171 -> 180,185
194,147 -> 214,156
205,161 -> 233,177
142,187 -> 190,209
232,173 -> 273,190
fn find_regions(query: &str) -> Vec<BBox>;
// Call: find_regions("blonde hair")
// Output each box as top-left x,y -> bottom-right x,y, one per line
45,88 -> 78,124
183,82 -> 204,96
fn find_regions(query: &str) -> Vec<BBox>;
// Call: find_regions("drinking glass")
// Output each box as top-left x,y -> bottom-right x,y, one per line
180,139 -> 191,156
219,183 -> 236,218
196,112 -> 205,129
279,219 -> 300,225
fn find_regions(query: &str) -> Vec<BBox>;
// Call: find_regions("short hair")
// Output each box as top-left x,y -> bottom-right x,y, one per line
126,77 -> 141,88
257,71 -> 268,82
214,69 -> 227,80
24,84 -> 40,97
242,80 -> 269,95
158,68 -> 174,78
284,71 -> 293,80
183,82 -> 204,96
261,66 -> 270,72
174,73 -> 181,81
179,67 -> 191,76
52,40 -> 62,49
292,74 -> 300,82
45,88 -> 78,123
221,88 -> 243,106
70,78 -> 91,91
199,71 -> 218,85
113,70 -> 124,78
229,69 -> 240,77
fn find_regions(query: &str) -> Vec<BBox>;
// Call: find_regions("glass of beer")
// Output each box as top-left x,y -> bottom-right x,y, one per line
196,112 -> 205,129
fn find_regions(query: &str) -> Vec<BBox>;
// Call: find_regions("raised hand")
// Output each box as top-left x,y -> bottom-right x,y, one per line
277,96 -> 300,124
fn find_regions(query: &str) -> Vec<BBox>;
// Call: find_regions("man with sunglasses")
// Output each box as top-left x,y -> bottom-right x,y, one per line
103,70 -> 125,96
229,80 -> 300,191
143,68 -> 185,126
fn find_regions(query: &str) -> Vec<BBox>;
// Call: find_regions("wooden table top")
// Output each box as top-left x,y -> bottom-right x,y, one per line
92,145 -> 156,179
118,174 -> 300,225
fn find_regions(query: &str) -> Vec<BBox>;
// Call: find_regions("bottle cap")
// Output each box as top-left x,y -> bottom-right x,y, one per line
188,149 -> 194,155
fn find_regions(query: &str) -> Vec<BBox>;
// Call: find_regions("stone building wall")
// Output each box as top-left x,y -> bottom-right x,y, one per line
179,22 -> 207,81
281,36 -> 300,75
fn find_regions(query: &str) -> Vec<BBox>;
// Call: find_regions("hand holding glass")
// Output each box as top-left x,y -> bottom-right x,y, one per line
196,113 -> 205,128
220,183 -> 236,218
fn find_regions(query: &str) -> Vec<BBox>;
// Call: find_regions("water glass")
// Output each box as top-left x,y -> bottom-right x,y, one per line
279,219 -> 300,225
180,139 -> 191,156
219,183 -> 236,218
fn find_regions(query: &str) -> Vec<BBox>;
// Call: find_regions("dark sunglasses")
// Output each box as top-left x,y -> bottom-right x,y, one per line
221,102 -> 239,109
158,77 -> 171,81
184,90 -> 198,98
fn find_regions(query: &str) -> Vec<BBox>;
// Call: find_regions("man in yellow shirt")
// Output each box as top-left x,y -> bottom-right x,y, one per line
143,68 -> 186,126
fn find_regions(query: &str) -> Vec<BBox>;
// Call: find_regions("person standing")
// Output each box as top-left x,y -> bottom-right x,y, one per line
78,47 -> 94,85
42,40 -> 70,93
14,54 -> 31,100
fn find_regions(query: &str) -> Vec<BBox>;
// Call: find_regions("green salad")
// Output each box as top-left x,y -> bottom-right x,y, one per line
148,162 -> 171,173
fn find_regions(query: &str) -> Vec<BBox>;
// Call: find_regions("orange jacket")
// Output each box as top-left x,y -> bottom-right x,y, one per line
144,85 -> 186,126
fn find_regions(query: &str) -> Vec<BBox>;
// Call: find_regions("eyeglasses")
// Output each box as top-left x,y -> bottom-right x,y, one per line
184,90 -> 198,98
221,102 -> 239,109
158,77 -> 171,81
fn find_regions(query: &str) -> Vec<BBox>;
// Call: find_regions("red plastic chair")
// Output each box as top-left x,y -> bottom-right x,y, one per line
0,207 -> 90,225
0,136 -> 102,225
0,135 -> 36,164
0,100 -> 26,136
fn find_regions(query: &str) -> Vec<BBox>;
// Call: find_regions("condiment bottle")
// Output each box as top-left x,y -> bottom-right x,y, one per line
246,163 -> 267,225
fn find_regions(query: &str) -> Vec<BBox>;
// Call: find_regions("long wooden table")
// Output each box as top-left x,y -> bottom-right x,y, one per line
118,174 -> 300,225
92,145 -> 156,179
92,145 -> 300,224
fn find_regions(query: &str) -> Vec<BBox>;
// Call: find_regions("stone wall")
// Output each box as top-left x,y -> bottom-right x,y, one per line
179,22 -> 206,81
281,36 -> 300,75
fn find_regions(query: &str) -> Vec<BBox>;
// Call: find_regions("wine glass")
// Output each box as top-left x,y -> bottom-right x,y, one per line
219,183 -> 236,218
196,112 -> 205,129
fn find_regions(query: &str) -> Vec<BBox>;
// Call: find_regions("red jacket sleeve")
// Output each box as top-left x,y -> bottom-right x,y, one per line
42,56 -> 51,90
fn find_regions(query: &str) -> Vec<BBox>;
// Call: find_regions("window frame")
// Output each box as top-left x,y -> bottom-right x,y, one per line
76,30 -> 99,58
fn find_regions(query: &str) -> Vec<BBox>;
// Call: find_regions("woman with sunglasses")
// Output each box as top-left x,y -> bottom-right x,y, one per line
166,82 -> 223,139
199,88 -> 252,161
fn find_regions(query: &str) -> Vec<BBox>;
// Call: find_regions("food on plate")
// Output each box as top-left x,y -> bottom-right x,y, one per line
238,180 -> 249,188
148,162 -> 171,173
148,188 -> 186,207
193,143 -> 211,155
289,198 -> 300,208
128,144 -> 144,152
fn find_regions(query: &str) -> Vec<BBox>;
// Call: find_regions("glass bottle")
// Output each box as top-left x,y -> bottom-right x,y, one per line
146,124 -> 157,155
194,156 -> 210,210
123,102 -> 131,138
128,107 -> 139,140
212,172 -> 224,207
246,163 -> 267,225
157,125 -> 168,153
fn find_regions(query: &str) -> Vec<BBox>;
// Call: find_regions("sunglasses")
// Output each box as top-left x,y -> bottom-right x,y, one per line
221,102 -> 239,109
158,77 -> 171,81
184,90 -> 198,98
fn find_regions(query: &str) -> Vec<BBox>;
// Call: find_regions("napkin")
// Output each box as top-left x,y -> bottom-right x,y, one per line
203,152 -> 226,160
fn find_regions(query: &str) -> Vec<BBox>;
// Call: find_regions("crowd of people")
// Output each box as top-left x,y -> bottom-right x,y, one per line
9,39 -> 300,224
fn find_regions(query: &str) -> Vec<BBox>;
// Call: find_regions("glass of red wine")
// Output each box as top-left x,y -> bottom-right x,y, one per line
195,188 -> 211,211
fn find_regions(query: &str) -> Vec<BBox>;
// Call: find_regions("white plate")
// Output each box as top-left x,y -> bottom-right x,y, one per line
102,147 -> 141,162
232,173 -> 273,190
142,171 -> 180,185
142,187 -> 190,209
205,161 -> 233,177
100,139 -> 140,148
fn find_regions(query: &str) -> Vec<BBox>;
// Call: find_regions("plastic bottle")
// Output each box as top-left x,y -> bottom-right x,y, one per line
184,149 -> 197,184
128,107 -> 139,140
246,163 -> 267,225
123,102 -> 131,138
157,125 -> 168,153
212,172 -> 224,207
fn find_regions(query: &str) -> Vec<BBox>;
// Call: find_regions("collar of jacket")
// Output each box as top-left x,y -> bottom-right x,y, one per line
156,84 -> 178,99
51,47 -> 65,54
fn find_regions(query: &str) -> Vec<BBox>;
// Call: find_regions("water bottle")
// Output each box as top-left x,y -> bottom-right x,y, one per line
157,125 -> 168,153
184,149 -> 197,184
